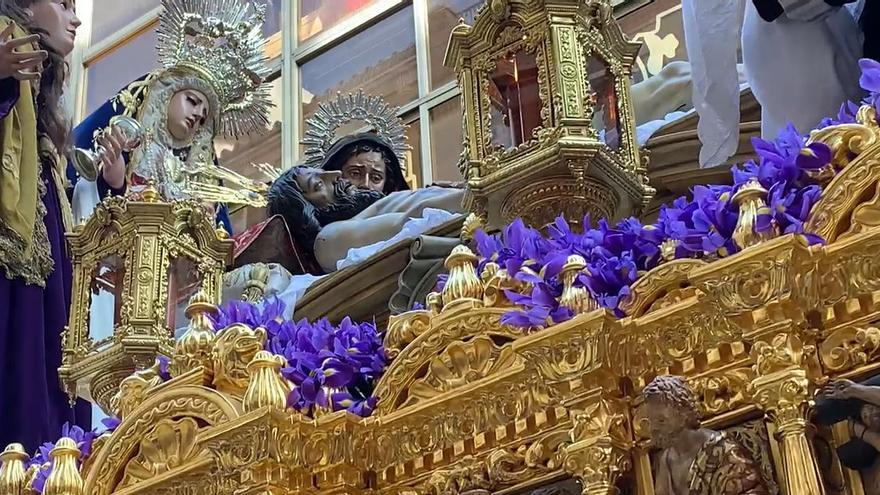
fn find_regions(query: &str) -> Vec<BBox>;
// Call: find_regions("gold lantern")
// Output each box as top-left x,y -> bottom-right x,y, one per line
58,188 -> 233,413
445,0 -> 655,229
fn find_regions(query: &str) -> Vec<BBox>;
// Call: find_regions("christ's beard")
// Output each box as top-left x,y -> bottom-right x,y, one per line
650,429 -> 676,450
315,187 -> 385,226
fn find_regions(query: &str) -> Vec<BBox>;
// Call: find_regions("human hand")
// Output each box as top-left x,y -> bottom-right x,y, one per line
0,22 -> 46,81
825,379 -> 860,400
98,126 -> 127,190
430,180 -> 466,189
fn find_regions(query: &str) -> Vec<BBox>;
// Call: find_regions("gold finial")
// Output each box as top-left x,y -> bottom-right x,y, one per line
461,213 -> 486,243
216,222 -> 230,240
242,264 -> 271,303
243,351 -> 291,412
170,290 -> 218,379
732,177 -> 777,250
0,443 -> 29,494
141,180 -> 160,203
559,255 -> 598,315
660,239 -> 678,262
426,292 -> 443,314
441,245 -> 484,308
43,438 -> 83,495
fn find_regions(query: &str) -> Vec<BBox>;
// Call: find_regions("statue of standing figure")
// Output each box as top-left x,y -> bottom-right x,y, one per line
642,375 -> 769,495
69,0 -> 274,233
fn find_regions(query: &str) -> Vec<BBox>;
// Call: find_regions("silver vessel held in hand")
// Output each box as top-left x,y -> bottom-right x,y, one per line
71,115 -> 145,182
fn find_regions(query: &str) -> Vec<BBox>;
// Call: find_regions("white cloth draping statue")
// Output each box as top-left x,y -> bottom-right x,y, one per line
682,0 -> 863,167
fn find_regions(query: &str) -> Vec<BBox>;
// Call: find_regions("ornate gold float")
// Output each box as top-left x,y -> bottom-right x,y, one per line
11,1 -> 880,495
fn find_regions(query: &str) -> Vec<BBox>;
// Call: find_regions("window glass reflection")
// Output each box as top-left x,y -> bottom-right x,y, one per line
300,6 -> 418,136
260,0 -> 283,35
215,75 -> 283,180
299,0 -> 380,42
167,257 -> 201,336
90,0 -> 159,43
430,97 -> 464,182
488,50 -> 541,150
88,254 -> 125,341
404,115 -> 422,188
85,27 -> 160,115
587,56 -> 620,150
427,0 -> 481,90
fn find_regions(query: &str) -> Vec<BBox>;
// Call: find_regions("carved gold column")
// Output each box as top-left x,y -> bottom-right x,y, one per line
563,395 -> 632,495
749,333 -> 824,495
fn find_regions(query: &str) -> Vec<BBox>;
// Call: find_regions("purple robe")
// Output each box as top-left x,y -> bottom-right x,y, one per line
0,79 -> 90,454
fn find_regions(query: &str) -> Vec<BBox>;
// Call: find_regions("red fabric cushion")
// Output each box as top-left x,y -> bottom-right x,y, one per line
231,215 -> 323,276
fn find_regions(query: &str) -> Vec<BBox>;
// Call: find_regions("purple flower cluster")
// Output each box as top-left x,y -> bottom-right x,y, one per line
28,417 -> 119,493
213,299 -> 386,417
475,216 -> 665,325
466,58 -> 880,328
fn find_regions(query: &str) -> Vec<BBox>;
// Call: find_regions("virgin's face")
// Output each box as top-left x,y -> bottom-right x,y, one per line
167,89 -> 210,142
28,0 -> 80,56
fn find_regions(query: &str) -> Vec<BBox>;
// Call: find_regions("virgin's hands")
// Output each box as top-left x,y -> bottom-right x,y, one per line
0,23 -> 46,81
98,127 -> 127,190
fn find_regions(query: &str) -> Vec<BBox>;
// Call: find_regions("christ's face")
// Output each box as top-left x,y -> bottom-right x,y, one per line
293,167 -> 353,209
644,397 -> 689,449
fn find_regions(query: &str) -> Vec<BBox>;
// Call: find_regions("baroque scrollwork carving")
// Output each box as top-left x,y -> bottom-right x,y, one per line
120,418 -> 202,488
423,430 -> 569,495
404,336 -> 520,408
619,259 -> 706,317
807,105 -> 880,243
818,325 -> 880,372
690,367 -> 756,416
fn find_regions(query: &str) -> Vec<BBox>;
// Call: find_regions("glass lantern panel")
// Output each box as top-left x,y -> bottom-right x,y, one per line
587,55 -> 621,150
167,257 -> 201,337
88,254 -> 126,342
488,50 -> 542,150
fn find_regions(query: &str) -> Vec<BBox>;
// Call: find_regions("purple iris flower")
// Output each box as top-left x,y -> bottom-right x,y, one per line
212,298 -> 285,331
157,355 -> 172,381
859,58 -> 880,113
818,101 -> 859,128
100,416 -> 121,434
